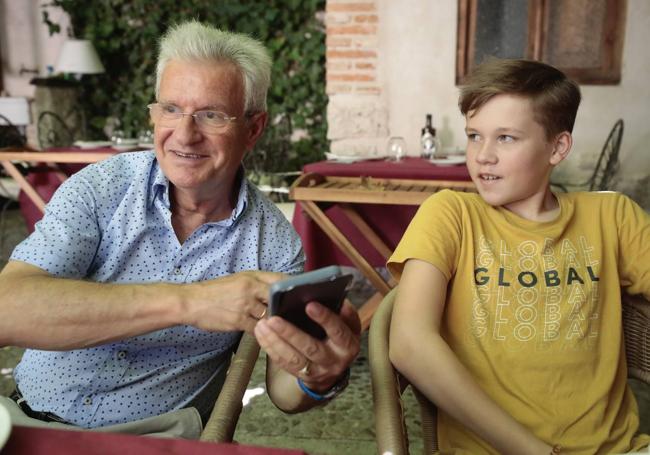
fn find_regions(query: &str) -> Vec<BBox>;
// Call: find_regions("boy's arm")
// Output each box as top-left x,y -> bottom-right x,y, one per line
390,259 -> 553,455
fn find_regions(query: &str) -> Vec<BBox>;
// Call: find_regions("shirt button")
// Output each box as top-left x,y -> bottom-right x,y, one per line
174,268 -> 181,275
117,350 -> 127,360
83,396 -> 93,406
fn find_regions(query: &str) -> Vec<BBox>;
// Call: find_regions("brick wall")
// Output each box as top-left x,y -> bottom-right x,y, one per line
326,0 -> 387,155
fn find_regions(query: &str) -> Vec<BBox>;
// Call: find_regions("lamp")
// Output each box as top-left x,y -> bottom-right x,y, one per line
55,39 -> 105,75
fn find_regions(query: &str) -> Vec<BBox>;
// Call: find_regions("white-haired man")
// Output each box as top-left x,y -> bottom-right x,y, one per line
0,21 -> 360,438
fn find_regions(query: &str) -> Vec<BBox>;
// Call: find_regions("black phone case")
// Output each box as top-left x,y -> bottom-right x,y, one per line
271,274 -> 352,340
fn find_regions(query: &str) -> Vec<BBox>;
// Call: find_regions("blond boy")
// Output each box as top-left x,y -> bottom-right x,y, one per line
388,59 -> 650,454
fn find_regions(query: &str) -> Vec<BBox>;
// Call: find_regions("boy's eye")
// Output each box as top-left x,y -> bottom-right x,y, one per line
498,135 -> 515,143
467,133 -> 480,142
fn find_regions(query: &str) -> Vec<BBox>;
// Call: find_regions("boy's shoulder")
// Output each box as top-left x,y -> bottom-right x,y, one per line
559,190 -> 634,211
421,188 -> 490,216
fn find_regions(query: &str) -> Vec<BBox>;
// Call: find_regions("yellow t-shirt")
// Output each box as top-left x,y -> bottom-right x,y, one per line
388,190 -> 650,454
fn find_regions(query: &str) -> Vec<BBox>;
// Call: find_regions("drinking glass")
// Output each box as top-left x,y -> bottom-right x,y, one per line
386,136 -> 407,162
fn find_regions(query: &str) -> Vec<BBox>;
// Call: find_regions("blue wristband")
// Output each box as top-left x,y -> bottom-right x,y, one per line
297,368 -> 350,401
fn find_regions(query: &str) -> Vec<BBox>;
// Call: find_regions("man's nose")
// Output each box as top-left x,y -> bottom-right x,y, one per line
173,113 -> 201,144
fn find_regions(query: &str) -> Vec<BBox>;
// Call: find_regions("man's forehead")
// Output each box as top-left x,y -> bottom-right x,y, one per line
158,59 -> 245,109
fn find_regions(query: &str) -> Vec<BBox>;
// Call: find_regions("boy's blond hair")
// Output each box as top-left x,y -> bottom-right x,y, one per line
459,58 -> 581,139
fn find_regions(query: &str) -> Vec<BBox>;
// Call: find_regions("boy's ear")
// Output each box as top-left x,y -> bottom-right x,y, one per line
549,131 -> 572,166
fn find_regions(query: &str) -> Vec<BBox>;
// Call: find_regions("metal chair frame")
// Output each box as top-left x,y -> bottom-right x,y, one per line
553,119 -> 624,192
0,113 -> 26,149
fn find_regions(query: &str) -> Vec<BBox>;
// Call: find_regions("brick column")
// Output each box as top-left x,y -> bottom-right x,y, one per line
326,0 -> 387,156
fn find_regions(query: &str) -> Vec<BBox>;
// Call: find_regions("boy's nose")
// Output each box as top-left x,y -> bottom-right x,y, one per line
475,142 -> 498,164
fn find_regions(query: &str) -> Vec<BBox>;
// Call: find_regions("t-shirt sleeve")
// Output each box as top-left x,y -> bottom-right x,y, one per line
615,194 -> 650,299
387,189 -> 464,282
10,174 -> 100,278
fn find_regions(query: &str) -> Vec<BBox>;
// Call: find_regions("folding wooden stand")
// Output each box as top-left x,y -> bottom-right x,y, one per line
0,147 -> 117,213
290,172 -> 476,329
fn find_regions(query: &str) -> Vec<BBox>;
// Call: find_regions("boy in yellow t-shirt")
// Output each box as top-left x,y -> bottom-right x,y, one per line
387,59 -> 650,454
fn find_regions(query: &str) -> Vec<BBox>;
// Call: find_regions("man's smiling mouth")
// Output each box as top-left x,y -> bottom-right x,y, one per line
170,149 -> 205,159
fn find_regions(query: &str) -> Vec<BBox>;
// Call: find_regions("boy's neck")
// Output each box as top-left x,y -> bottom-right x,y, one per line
502,188 -> 560,222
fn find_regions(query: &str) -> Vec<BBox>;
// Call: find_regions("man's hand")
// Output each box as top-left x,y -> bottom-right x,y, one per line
254,299 -> 361,391
184,271 -> 284,334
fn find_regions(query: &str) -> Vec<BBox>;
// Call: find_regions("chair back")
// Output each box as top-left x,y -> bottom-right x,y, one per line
589,118 -> 624,191
0,113 -> 26,148
370,286 -> 650,454
37,111 -> 75,149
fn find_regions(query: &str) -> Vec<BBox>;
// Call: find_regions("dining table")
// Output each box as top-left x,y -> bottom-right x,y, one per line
2,425 -> 307,454
290,156 -> 475,329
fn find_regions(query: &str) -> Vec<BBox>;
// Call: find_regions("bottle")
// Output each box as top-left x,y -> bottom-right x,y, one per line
420,114 -> 440,160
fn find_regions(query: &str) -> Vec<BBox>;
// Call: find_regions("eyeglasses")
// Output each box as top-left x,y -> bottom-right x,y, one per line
147,103 -> 238,134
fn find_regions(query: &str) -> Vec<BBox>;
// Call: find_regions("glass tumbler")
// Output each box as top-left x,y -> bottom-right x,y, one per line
386,136 -> 407,162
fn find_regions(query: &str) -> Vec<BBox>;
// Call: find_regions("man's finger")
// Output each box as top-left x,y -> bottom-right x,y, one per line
305,301 -> 360,347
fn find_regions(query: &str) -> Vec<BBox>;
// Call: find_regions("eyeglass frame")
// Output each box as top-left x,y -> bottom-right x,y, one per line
147,102 -> 248,133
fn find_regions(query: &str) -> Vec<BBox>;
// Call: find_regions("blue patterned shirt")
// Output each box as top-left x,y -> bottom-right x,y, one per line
11,151 -> 304,428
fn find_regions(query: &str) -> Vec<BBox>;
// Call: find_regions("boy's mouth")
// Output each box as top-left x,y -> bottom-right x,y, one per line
479,173 -> 501,181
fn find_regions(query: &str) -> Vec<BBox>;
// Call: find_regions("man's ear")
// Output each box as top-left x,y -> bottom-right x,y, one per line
549,131 -> 572,166
245,111 -> 268,151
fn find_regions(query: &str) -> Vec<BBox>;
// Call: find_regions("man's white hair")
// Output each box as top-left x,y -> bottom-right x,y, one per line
156,21 -> 272,113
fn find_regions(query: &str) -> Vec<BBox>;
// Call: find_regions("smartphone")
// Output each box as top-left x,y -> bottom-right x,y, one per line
269,266 -> 353,340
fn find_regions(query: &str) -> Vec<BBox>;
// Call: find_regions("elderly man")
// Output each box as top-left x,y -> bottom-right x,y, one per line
0,21 -> 360,437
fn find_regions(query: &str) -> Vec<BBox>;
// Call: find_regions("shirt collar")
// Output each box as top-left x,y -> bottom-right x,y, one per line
148,160 -> 249,225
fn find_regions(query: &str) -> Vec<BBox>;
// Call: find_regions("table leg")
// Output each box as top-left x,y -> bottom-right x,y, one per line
339,203 -> 393,260
300,200 -> 392,295
300,201 -> 395,329
1,160 -> 46,212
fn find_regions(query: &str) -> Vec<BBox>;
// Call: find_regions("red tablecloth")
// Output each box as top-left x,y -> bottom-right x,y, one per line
292,157 -> 471,270
3,425 -> 307,455
302,156 -> 470,180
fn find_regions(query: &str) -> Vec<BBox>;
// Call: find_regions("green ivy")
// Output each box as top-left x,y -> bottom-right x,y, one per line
42,0 -> 328,175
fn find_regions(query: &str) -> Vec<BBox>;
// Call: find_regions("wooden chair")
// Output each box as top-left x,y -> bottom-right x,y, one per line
199,333 -> 260,442
369,287 -> 650,454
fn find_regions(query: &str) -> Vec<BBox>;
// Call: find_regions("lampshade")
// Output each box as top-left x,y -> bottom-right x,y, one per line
55,39 -> 105,75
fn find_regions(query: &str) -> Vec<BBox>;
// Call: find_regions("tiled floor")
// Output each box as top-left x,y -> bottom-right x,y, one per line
0,203 -> 423,454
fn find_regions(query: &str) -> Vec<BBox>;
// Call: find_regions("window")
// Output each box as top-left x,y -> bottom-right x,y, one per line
456,0 -> 627,84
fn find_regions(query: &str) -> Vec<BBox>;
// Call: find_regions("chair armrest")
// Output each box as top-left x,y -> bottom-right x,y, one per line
200,333 -> 260,442
369,288 -> 409,455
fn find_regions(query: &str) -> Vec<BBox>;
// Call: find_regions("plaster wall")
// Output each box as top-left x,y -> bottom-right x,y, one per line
0,0 -> 69,98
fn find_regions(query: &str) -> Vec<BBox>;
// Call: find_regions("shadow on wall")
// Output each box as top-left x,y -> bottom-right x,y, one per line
628,175 -> 650,211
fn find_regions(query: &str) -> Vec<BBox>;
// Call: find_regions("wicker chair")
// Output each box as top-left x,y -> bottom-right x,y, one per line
199,333 -> 260,442
369,287 -> 650,454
